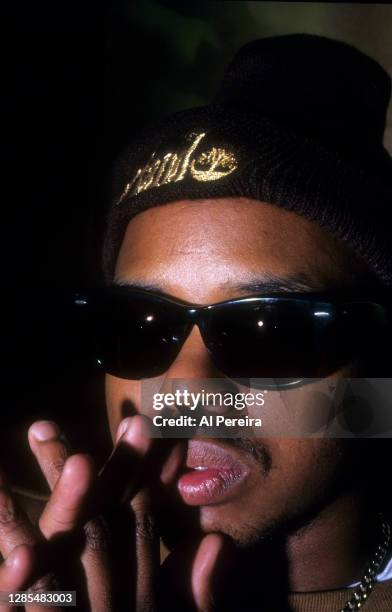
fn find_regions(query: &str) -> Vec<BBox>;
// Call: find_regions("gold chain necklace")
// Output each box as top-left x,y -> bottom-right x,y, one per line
341,516 -> 391,611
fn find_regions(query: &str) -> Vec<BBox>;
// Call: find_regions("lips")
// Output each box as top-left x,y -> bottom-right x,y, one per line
177,439 -> 249,505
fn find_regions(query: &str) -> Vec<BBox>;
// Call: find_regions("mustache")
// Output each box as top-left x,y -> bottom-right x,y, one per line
217,437 -> 272,473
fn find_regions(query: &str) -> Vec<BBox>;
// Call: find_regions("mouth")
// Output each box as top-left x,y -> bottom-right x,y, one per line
177,439 -> 250,506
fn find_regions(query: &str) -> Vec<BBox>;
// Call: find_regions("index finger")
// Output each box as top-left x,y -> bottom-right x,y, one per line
92,416 -> 174,515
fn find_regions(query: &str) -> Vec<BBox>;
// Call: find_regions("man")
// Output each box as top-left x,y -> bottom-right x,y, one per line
102,33 -> 392,609
1,33 -> 392,611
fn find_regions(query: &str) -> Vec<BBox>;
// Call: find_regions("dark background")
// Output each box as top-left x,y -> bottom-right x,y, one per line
1,1 -> 391,488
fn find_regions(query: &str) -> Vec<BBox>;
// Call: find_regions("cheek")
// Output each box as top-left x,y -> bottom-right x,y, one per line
264,439 -> 344,508
272,438 -> 341,476
245,438 -> 344,515
105,375 -> 142,441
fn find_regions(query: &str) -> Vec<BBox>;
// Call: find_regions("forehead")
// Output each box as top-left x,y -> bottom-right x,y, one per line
114,197 -> 361,303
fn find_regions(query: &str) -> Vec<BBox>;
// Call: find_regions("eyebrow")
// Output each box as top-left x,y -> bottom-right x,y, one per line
231,274 -> 320,294
114,273 -> 321,295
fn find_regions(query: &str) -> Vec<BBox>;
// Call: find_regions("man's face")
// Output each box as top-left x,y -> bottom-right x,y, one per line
105,198 -> 367,545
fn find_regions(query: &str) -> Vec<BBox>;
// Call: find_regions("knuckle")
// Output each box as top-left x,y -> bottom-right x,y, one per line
44,458 -> 66,480
84,518 -> 110,552
136,598 -> 154,612
49,493 -> 82,520
26,572 -> 60,594
134,512 -> 156,542
39,504 -> 77,534
0,506 -> 18,527
39,513 -> 72,533
0,492 -> 21,535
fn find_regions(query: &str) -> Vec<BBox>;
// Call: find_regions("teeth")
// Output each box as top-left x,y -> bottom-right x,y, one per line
194,466 -> 208,471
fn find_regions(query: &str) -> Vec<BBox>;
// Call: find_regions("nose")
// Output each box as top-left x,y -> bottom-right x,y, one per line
166,325 -> 219,379
161,326 -> 239,415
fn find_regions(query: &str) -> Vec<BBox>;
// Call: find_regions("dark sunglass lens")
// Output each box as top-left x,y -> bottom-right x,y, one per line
91,291 -> 189,379
203,301 -> 316,379
202,300 -> 386,380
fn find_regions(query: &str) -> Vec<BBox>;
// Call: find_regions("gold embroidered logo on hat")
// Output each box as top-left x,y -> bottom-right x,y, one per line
117,132 -> 237,204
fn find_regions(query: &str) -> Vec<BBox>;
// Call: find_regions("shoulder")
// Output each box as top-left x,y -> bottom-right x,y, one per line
288,580 -> 392,612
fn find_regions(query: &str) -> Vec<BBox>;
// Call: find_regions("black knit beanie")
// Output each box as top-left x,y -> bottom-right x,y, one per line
103,34 -> 392,285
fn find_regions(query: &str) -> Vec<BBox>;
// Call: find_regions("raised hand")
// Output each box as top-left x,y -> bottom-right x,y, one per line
0,416 -> 231,611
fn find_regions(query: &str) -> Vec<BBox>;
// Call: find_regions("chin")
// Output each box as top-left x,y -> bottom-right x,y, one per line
197,504 -> 272,547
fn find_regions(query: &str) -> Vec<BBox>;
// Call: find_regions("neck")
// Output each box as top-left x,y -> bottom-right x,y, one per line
285,490 -> 377,591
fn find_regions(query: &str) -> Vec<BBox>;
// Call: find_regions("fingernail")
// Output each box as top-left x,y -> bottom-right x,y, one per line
115,418 -> 132,443
30,420 -> 60,442
116,416 -> 152,454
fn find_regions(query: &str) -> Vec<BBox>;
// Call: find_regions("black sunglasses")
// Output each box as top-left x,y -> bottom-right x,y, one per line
74,286 -> 390,386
